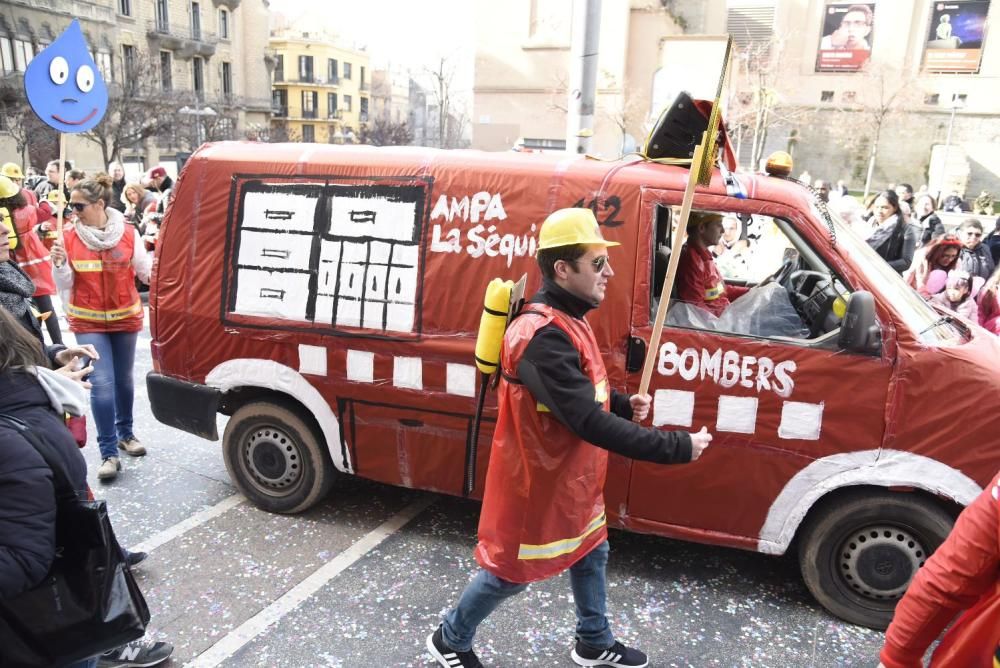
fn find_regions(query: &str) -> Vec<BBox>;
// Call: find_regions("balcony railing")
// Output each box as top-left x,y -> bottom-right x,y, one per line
360,81 -> 370,91
327,109 -> 343,120
302,110 -> 318,119
273,106 -> 288,117
359,112 -> 369,123
146,20 -> 219,57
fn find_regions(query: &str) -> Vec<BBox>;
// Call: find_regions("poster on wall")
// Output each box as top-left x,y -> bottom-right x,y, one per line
815,2 -> 876,72
923,1 -> 991,73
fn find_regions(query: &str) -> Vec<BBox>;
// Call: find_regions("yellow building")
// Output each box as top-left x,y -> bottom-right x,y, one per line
269,30 -> 370,143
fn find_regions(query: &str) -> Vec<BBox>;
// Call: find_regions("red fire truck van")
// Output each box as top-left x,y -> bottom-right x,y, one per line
147,141 -> 1000,629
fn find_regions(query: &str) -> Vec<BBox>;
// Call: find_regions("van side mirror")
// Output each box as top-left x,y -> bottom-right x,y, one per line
838,291 -> 881,355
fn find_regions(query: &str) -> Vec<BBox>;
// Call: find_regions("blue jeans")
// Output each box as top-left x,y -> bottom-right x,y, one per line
75,331 -> 139,460
442,540 -> 613,651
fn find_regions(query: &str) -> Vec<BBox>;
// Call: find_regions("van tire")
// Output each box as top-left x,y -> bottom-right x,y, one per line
222,402 -> 334,514
797,491 -> 953,630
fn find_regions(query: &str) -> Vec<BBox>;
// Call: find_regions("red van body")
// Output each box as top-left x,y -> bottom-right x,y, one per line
148,142 -> 1000,629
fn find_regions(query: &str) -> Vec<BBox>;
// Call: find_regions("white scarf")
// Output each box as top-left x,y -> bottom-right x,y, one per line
31,365 -> 89,417
74,207 -> 126,251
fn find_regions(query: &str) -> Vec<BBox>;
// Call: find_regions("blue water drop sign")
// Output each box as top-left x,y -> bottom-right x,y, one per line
24,20 -> 108,133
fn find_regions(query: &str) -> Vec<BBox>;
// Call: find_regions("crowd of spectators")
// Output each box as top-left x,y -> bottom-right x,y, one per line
817,176 -> 1000,336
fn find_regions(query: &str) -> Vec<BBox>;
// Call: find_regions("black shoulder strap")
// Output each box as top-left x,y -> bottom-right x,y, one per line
0,413 -> 77,503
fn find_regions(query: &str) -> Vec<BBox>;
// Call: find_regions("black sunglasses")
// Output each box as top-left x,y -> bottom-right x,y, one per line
69,202 -> 89,212
573,255 -> 610,272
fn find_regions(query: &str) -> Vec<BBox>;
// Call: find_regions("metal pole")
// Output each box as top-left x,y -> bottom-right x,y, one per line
567,0 -> 601,154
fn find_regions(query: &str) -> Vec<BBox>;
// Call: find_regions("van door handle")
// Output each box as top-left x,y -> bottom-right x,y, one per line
399,418 -> 423,428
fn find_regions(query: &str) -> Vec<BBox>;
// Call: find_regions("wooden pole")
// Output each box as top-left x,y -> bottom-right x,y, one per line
56,133 -> 66,245
638,134 -> 707,397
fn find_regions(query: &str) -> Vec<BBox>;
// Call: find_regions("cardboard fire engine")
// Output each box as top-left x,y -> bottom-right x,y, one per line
148,138 -> 1000,631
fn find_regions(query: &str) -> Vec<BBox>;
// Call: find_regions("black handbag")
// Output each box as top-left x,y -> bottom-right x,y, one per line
0,414 -> 150,668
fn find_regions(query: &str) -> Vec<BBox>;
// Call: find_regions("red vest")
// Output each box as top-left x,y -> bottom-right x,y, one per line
10,204 -> 55,296
882,473 -> 1000,668
676,244 -> 747,317
474,304 -> 610,583
64,227 -> 143,333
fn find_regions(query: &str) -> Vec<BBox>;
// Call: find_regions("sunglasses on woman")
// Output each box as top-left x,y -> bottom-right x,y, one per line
69,202 -> 90,212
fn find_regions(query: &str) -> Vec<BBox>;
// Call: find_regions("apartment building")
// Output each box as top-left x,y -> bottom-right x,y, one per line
269,30 -> 370,144
0,0 -> 271,173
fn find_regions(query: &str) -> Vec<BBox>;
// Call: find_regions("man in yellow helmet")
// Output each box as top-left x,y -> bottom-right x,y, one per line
676,211 -> 750,317
427,208 -> 713,668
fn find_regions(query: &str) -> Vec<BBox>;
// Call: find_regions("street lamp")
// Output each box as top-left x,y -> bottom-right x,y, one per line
178,104 -> 218,147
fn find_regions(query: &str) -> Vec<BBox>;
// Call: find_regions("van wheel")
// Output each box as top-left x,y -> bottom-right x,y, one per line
222,402 -> 334,514
797,491 -> 953,630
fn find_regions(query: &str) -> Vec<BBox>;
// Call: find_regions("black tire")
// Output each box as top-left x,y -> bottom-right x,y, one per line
798,490 -> 954,630
222,401 -> 335,514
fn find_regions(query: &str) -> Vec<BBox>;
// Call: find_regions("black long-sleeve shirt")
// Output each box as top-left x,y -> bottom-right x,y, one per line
516,279 -> 692,465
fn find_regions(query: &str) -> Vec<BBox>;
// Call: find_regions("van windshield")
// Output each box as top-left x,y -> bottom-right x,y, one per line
818,204 -> 966,345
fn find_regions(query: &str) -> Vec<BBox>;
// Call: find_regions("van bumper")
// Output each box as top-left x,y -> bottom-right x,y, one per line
147,372 -> 221,441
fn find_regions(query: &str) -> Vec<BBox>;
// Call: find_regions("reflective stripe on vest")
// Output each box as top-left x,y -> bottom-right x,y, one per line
65,299 -> 143,322
536,379 -> 609,413
72,259 -> 103,272
517,511 -> 606,561
704,281 -> 724,301
18,255 -> 51,268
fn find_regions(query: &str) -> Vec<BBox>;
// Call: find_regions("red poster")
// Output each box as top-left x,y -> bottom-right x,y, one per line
815,2 -> 876,73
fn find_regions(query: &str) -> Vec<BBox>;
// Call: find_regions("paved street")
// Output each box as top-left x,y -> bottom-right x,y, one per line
67,309 -> 885,667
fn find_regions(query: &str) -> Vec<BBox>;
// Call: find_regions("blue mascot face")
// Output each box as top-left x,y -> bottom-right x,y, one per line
24,20 -> 108,133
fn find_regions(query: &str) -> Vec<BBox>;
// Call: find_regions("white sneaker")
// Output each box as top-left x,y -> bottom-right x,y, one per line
97,456 -> 121,481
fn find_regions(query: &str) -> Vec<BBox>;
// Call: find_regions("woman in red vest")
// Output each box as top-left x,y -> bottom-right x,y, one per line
50,174 -> 152,482
879,471 -> 1000,667
0,175 -> 62,345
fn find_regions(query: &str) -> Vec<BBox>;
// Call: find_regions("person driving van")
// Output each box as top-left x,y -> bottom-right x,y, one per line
676,211 -> 749,316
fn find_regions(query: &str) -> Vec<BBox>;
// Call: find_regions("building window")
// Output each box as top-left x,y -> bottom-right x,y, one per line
95,51 -> 113,82
193,57 -> 204,99
219,9 -> 229,39
360,65 -> 366,87
191,2 -> 202,40
302,90 -> 317,118
12,39 -> 33,72
155,0 -> 169,30
327,92 -> 337,117
272,89 -> 287,116
298,55 -> 313,82
327,58 -> 338,82
122,44 -> 136,79
222,61 -> 232,97
0,38 -> 13,73
954,93 -> 968,104
302,124 -> 315,142
360,96 -> 368,122
344,94 -> 352,111
274,54 -> 283,82
841,91 -> 857,103
925,93 -> 940,105
119,0 -> 132,16
343,62 -> 352,80
820,90 -> 834,102
160,50 -> 172,91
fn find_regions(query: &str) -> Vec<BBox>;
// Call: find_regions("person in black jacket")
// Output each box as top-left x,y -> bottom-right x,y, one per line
912,194 -> 945,245
956,218 -> 996,280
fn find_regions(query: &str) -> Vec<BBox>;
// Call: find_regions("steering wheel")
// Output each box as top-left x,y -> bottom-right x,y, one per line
762,257 -> 796,287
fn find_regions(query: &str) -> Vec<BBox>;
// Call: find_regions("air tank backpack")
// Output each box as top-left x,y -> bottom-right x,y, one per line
0,414 -> 149,668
